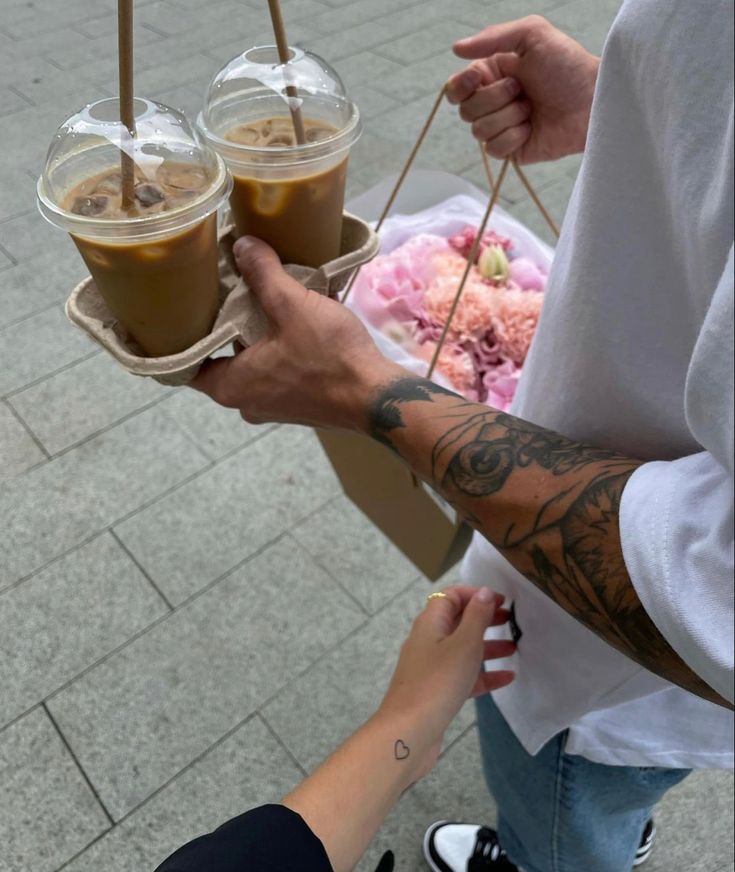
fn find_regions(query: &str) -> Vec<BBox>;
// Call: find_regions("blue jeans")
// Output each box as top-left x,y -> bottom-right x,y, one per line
476,695 -> 690,872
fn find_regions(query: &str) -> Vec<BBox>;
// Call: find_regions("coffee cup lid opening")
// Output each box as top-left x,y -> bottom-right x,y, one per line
37,98 -> 231,239
198,46 -> 362,166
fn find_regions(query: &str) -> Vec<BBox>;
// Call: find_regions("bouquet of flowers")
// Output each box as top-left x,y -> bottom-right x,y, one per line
349,195 -> 552,411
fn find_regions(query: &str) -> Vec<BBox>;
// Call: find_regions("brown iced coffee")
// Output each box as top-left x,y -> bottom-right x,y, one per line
62,163 -> 220,357
225,117 -> 346,268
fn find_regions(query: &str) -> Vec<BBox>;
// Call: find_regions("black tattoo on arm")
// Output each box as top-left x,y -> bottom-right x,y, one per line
367,376 -> 730,708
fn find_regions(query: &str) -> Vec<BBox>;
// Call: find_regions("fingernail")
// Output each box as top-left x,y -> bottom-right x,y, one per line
477,586 -> 494,603
233,236 -> 257,257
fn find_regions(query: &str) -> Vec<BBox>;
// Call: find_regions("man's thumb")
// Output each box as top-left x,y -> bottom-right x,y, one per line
233,236 -> 299,321
454,16 -> 545,59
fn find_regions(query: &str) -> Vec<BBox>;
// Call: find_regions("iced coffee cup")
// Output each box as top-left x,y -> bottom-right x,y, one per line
37,98 -> 231,357
198,46 -> 361,268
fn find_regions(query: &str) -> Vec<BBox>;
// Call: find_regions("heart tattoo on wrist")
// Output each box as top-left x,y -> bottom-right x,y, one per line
394,739 -> 410,760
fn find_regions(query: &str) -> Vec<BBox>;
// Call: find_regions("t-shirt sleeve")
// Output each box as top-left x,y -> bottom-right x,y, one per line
620,247 -> 734,704
620,453 -> 734,704
154,804 -> 334,872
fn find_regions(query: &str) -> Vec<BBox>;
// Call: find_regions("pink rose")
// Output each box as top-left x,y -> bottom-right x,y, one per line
508,256 -> 547,291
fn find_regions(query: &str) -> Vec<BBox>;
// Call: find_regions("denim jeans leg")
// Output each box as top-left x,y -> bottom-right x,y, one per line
475,694 -> 691,872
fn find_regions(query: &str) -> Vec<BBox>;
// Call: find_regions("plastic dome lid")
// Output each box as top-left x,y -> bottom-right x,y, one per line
37,97 -> 230,240
198,46 -> 361,168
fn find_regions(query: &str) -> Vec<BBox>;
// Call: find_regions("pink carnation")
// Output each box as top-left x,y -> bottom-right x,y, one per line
424,251 -> 496,341
490,289 -> 544,364
434,344 -> 479,399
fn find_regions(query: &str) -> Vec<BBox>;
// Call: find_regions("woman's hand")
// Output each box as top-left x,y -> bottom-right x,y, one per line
377,586 -> 516,780
447,15 -> 600,163
283,586 -> 514,872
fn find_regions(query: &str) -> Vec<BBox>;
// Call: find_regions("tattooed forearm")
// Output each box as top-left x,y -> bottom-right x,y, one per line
367,376 -> 730,709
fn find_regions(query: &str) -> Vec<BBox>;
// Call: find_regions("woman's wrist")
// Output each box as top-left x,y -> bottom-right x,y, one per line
369,703 -> 445,788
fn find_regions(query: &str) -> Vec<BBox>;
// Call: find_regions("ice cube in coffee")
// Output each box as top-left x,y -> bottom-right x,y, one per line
199,46 -> 361,269
37,98 -> 231,357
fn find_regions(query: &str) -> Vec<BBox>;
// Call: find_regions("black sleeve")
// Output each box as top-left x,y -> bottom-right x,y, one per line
154,804 -> 334,872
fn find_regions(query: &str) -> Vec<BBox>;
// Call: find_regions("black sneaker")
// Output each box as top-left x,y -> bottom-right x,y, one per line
633,819 -> 656,867
423,821 -> 519,871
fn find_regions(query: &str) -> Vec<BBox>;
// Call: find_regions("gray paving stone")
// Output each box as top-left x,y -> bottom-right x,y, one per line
96,51 -> 217,99
348,83 -> 399,120
47,536 -> 364,819
292,494 -> 419,614
0,305 -> 96,397
354,95 -> 480,182
645,770 -> 734,872
154,75 -> 219,122
158,387 -> 269,462
4,92 -> 116,176
45,25 -> 164,72
0,401 -> 45,482
462,153 -> 583,206
371,49 -> 464,104
9,353 -> 170,455
62,715 -> 302,872
115,425 -> 340,605
358,725 -> 494,872
376,20 -> 473,66
0,207 -> 66,263
508,173 -> 577,247
0,167 -> 36,222
202,22 -> 317,67
0,86 -> 30,116
264,583 -> 475,773
0,533 -> 168,728
0,406 -> 208,590
308,19 -> 397,63
0,708 -> 109,872
311,0 -> 448,39
334,49 -> 404,93
10,62 -> 113,109
0,0 -> 116,39
0,248 -> 88,330
547,0 -> 622,36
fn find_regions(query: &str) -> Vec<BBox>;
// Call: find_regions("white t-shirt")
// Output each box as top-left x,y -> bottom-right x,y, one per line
463,0 -> 734,768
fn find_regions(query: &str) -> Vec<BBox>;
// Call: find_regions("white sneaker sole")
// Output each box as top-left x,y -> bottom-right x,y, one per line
423,820 -> 450,872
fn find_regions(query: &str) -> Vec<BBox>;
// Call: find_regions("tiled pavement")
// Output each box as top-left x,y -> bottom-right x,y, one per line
0,0 -> 733,869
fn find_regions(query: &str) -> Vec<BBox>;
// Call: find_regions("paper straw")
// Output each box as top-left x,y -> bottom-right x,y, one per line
267,0 -> 306,145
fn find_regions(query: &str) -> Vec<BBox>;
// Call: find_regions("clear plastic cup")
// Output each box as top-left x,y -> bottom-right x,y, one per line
198,46 -> 361,268
37,97 -> 232,357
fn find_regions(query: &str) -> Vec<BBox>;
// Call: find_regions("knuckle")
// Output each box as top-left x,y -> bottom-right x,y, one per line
525,13 -> 549,30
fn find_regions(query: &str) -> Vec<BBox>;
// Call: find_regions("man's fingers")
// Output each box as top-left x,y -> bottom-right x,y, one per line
233,236 -> 305,322
472,99 -> 531,143
485,121 -> 532,159
471,669 -> 516,698
446,65 -> 483,104
453,15 -> 548,59
458,77 -> 521,122
190,356 -> 240,406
